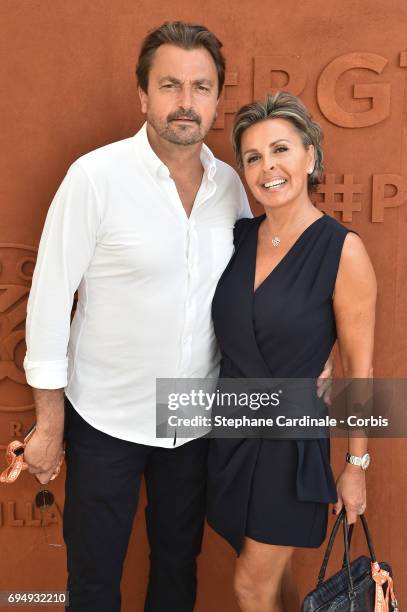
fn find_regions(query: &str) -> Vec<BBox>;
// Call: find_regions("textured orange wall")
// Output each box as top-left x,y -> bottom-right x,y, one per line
1,1 -> 406,610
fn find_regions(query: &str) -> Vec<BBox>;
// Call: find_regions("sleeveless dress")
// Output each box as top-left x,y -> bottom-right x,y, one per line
206,213 -> 351,555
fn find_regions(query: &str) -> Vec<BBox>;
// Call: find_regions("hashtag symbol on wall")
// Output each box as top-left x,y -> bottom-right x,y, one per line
316,174 -> 363,222
213,71 -> 239,130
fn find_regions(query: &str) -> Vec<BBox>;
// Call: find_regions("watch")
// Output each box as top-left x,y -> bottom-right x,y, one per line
346,452 -> 370,470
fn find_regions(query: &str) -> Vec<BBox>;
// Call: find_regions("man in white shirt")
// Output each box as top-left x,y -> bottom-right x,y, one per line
23,21 -> 251,612
23,21 -> 331,612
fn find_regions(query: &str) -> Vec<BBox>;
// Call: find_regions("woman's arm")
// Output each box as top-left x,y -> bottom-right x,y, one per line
332,232 -> 377,524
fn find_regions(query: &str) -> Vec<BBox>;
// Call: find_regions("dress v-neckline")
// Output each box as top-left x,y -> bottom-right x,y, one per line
253,213 -> 326,294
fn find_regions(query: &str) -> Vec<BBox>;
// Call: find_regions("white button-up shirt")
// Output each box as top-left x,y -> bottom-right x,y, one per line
23,123 -> 252,447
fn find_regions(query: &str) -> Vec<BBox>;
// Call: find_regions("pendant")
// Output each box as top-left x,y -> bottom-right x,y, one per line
271,236 -> 281,247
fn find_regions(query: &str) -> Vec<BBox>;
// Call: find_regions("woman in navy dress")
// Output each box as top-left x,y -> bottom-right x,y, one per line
207,92 -> 377,611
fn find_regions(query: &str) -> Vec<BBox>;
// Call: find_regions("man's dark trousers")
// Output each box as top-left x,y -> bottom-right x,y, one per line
63,397 -> 209,612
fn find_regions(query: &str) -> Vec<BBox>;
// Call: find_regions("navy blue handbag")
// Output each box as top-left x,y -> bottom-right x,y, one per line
301,508 -> 398,611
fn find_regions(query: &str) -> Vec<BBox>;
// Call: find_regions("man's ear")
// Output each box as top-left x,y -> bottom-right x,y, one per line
138,86 -> 148,114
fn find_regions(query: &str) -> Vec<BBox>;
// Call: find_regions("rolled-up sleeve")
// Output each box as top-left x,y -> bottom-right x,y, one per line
23,162 -> 101,389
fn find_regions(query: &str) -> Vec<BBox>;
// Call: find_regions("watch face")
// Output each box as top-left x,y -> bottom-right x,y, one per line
361,453 -> 370,469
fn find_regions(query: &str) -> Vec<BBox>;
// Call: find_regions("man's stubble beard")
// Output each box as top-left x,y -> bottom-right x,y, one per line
147,110 -> 217,146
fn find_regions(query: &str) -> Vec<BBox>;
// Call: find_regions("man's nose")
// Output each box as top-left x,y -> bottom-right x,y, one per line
178,86 -> 193,109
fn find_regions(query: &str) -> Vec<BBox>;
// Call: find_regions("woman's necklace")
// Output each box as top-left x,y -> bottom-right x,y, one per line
267,211 -> 318,248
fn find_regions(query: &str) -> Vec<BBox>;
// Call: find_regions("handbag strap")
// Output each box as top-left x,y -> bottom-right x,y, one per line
317,508 -> 377,586
359,513 -> 377,561
317,509 -> 357,598
317,508 -> 346,585
341,511 -> 356,600
341,522 -> 354,568
341,512 -> 377,568
318,509 -> 398,610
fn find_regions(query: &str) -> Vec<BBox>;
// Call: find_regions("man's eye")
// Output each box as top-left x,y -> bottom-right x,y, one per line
162,83 -> 176,89
197,85 -> 209,92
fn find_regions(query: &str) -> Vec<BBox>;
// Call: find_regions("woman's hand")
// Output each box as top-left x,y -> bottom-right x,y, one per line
316,354 -> 334,405
334,464 -> 366,524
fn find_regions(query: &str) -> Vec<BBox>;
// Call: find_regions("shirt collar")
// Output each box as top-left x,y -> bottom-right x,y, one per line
134,122 -> 217,181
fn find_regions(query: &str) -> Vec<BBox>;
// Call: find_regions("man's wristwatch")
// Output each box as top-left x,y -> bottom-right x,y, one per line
346,452 -> 370,470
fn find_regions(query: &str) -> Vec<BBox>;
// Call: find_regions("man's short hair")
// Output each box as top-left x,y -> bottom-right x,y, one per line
136,21 -> 226,97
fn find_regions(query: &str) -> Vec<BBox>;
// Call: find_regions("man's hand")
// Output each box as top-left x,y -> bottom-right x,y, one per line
316,353 -> 334,404
25,388 -> 65,484
24,430 -> 64,484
